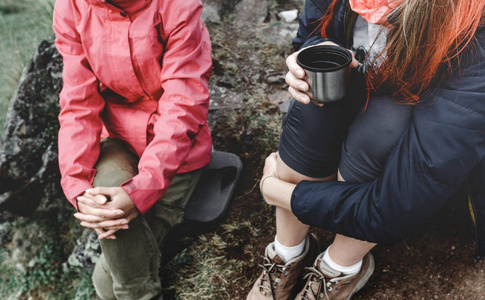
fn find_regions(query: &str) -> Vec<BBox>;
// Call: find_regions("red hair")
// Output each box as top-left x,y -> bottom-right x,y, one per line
320,0 -> 485,103
320,0 -> 340,40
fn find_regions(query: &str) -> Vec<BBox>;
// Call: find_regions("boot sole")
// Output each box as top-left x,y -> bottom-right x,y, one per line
347,253 -> 375,300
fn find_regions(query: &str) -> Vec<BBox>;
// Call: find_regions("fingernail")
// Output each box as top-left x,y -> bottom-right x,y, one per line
123,225 -> 129,229
116,210 -> 124,216
296,70 -> 304,78
299,84 -> 307,91
121,220 -> 128,224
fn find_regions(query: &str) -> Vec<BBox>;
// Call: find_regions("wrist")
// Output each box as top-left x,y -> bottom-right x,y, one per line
260,175 -> 276,202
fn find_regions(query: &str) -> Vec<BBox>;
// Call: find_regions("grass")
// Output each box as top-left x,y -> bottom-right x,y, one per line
0,0 -> 55,131
162,217 -> 276,299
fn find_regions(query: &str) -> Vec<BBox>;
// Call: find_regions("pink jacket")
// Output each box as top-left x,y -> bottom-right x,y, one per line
53,0 -> 213,215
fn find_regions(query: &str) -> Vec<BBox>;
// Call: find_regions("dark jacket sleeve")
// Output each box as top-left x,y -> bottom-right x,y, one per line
293,0 -> 344,50
291,30 -> 485,244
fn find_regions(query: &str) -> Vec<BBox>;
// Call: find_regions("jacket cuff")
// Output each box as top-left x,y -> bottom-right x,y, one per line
66,182 -> 94,212
122,177 -> 165,215
290,181 -> 311,223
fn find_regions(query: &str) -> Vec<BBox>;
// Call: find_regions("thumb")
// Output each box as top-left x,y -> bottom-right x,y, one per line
86,187 -> 116,203
347,50 -> 359,68
287,52 -> 305,79
350,57 -> 359,68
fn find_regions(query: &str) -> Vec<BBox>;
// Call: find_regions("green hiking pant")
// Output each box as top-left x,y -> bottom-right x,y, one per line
91,138 -> 202,300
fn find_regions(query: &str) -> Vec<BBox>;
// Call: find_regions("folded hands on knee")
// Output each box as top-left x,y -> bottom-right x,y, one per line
75,187 -> 139,239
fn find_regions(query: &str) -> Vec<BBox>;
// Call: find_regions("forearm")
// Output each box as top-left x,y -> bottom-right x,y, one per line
261,176 -> 296,211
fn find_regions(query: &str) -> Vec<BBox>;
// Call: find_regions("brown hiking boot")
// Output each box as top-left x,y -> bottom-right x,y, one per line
295,252 -> 374,300
247,234 -> 320,300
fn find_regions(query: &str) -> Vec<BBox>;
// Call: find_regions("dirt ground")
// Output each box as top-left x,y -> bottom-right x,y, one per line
222,176 -> 485,300
196,0 -> 485,299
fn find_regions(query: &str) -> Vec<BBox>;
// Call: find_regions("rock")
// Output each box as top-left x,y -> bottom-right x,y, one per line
0,41 -> 63,216
201,0 -> 241,24
279,98 -> 292,113
0,210 -> 14,245
209,86 -> 244,111
234,0 -> 269,25
220,0 -> 243,20
202,0 -> 223,24
265,72 -> 286,84
268,90 -> 291,105
277,9 -> 298,22
63,229 -> 101,273
257,22 -> 299,45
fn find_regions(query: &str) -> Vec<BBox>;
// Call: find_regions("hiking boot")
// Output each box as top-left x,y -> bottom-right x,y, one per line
295,252 -> 374,300
247,234 -> 320,300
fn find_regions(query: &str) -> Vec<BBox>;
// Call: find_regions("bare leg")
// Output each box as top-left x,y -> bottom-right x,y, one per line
275,156 -> 335,246
327,171 -> 376,266
329,235 -> 375,265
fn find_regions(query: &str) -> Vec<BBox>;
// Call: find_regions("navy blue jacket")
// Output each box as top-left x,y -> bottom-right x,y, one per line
290,0 -> 485,258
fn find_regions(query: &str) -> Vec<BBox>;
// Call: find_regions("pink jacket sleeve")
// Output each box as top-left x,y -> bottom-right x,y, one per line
53,0 -> 104,210
121,2 -> 212,215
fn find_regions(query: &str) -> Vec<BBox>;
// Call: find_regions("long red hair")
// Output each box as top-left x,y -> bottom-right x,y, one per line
320,0 -> 485,103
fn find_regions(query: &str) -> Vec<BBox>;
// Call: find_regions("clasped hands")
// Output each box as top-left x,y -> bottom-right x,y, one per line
74,187 -> 138,240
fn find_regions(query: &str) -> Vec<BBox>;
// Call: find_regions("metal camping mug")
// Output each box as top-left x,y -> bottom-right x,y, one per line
296,45 -> 352,103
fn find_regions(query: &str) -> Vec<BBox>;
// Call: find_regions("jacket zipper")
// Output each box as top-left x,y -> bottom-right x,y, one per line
103,1 -> 154,100
343,0 -> 348,48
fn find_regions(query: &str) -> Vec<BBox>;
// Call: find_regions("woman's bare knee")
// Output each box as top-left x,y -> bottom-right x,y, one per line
276,154 -> 336,183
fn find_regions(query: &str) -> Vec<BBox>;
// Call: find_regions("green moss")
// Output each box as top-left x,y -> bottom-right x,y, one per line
0,199 -> 97,299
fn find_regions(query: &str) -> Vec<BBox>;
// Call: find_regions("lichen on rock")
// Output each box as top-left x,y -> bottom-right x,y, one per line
0,40 -> 63,216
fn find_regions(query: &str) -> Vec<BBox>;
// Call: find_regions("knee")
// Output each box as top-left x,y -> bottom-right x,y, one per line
93,138 -> 139,187
276,154 -> 334,183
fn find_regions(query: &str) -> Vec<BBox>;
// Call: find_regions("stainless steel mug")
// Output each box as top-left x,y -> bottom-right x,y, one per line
296,45 -> 352,103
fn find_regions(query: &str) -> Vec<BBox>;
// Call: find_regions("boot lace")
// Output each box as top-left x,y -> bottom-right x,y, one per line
299,266 -> 351,300
258,256 -> 290,298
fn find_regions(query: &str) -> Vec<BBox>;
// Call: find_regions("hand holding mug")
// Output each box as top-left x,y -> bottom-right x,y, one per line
286,41 -> 359,105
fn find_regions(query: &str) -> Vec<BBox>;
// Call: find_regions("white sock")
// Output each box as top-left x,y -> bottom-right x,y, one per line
322,246 -> 362,275
274,235 -> 306,263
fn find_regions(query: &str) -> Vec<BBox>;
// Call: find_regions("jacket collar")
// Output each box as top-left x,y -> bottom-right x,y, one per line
85,0 -> 151,13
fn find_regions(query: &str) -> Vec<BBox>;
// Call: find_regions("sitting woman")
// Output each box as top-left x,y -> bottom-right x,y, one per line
53,0 -> 212,298
248,0 -> 485,299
